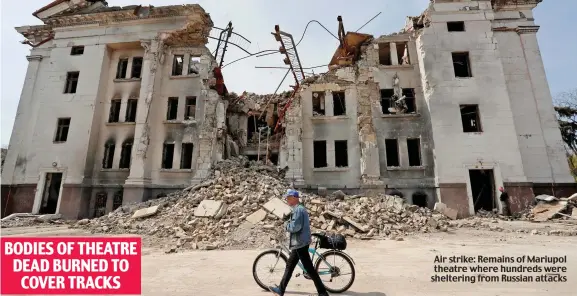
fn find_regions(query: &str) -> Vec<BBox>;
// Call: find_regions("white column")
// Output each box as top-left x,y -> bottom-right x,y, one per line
125,38 -> 163,185
390,42 -> 399,66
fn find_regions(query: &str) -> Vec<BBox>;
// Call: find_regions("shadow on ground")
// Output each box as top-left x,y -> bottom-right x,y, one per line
285,291 -> 387,296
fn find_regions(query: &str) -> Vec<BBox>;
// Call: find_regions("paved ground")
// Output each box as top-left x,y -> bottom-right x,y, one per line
2,224 -> 576,295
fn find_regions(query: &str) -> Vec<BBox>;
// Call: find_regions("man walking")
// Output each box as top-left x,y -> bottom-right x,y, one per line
269,189 -> 329,296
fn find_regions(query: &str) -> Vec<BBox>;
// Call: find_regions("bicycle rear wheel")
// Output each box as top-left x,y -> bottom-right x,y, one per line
314,250 -> 355,293
252,250 -> 288,291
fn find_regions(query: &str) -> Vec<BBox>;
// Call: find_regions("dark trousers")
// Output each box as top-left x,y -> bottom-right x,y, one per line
279,245 -> 328,295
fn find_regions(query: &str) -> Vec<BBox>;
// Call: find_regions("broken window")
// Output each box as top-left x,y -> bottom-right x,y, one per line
180,143 -> 194,169
70,46 -> 84,55
64,72 -> 79,94
312,92 -> 325,116
102,142 -> 115,169
402,89 -> 416,113
185,96 -> 196,119
452,52 -> 472,78
385,139 -> 400,167
116,58 -> 128,79
380,89 -> 394,114
108,99 -> 121,123
412,191 -> 428,208
166,97 -> 178,120
378,43 -> 392,65
54,118 -> 71,142
460,104 -> 482,132
188,56 -> 201,74
407,138 -> 422,167
332,91 -> 346,116
313,141 -> 327,168
125,99 -> 138,122
335,140 -> 348,167
162,143 -> 175,169
119,140 -> 133,169
172,55 -> 184,76
247,116 -> 268,143
131,57 -> 143,79
112,191 -> 123,211
447,21 -> 465,32
396,42 -> 410,65
93,192 -> 107,218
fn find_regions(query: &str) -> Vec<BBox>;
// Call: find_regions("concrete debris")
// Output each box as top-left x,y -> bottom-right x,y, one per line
1,213 -> 65,228
131,205 -> 160,219
67,156 -> 451,251
434,202 -> 458,220
535,194 -> 557,202
194,200 -> 224,217
531,201 -> 568,222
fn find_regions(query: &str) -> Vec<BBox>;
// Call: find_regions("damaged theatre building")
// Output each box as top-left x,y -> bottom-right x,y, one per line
1,0 -> 576,220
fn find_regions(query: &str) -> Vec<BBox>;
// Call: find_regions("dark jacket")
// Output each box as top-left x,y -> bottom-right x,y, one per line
499,192 -> 509,202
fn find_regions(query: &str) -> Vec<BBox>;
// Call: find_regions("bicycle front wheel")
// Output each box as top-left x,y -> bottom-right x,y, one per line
252,250 -> 288,291
314,250 -> 356,293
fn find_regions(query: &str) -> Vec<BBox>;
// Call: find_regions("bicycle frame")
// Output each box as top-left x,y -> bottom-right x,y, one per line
274,237 -> 335,276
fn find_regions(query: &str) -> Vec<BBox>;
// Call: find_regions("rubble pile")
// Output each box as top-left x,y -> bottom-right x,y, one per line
73,156 -> 450,252
1,213 -> 64,228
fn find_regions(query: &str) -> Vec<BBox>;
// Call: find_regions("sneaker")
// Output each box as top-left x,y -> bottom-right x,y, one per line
268,286 -> 283,296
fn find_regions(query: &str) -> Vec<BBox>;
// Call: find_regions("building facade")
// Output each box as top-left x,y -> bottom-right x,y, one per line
2,0 -> 574,220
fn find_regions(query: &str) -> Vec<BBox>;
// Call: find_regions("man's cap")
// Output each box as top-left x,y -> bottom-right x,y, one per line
285,189 -> 300,198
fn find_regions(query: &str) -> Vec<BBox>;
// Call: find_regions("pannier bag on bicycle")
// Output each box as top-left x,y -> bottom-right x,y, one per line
319,233 -> 347,250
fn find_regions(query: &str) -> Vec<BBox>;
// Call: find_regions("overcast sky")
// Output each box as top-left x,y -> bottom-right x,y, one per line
1,0 -> 576,148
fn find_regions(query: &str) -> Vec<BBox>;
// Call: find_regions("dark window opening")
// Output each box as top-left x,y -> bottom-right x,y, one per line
167,97 -> 178,120
269,153 -> 279,165
102,142 -> 115,169
185,96 -> 196,119
385,139 -> 400,167
379,43 -> 392,65
131,57 -> 143,79
407,138 -> 422,167
247,115 -> 268,143
180,143 -> 194,169
54,118 -> 71,142
469,169 -> 496,213
412,191 -> 428,208
452,52 -> 472,78
402,88 -> 417,113
112,191 -> 123,211
39,173 -> 63,215
335,140 -> 348,167
312,91 -> 325,116
108,99 -> 121,123
396,42 -> 410,65
460,104 -> 482,132
313,140 -> 327,168
119,140 -> 133,169
125,99 -> 138,122
380,89 -> 394,114
447,21 -> 465,32
70,46 -> 84,55
64,72 -> 79,94
93,192 -> 107,218
386,189 -> 404,198
332,91 -> 346,116
188,56 -> 200,74
162,143 -> 175,169
172,55 -> 184,76
116,58 -> 128,79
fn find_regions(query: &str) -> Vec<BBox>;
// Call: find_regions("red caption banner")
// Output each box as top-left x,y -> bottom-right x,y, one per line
0,237 -> 141,295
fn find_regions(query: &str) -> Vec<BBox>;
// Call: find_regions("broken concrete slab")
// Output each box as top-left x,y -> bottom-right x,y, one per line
262,198 -> 291,219
246,209 -> 267,224
434,202 -> 458,220
572,208 -> 577,218
35,214 -> 62,222
214,203 -> 228,219
568,193 -> 577,202
535,195 -> 557,202
532,201 -> 568,222
131,205 -> 159,219
343,216 -> 368,233
323,211 -> 342,220
1,213 -> 37,222
194,200 -> 224,217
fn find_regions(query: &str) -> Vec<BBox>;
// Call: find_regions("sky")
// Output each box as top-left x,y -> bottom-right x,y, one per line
1,0 -> 576,148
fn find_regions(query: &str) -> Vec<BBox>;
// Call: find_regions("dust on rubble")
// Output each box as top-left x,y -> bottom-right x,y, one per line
66,157 -> 452,253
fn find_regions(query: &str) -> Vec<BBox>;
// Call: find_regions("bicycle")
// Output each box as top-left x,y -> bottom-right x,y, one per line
252,231 -> 356,294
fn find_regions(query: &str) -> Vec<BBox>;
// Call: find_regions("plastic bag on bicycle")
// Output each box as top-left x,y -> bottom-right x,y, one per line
318,233 -> 347,250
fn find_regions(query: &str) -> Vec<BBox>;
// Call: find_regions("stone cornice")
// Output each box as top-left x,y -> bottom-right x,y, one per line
492,25 -> 539,34
26,55 -> 44,61
44,5 -> 208,28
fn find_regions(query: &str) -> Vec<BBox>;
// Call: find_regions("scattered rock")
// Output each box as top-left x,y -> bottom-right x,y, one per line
132,206 -> 159,219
